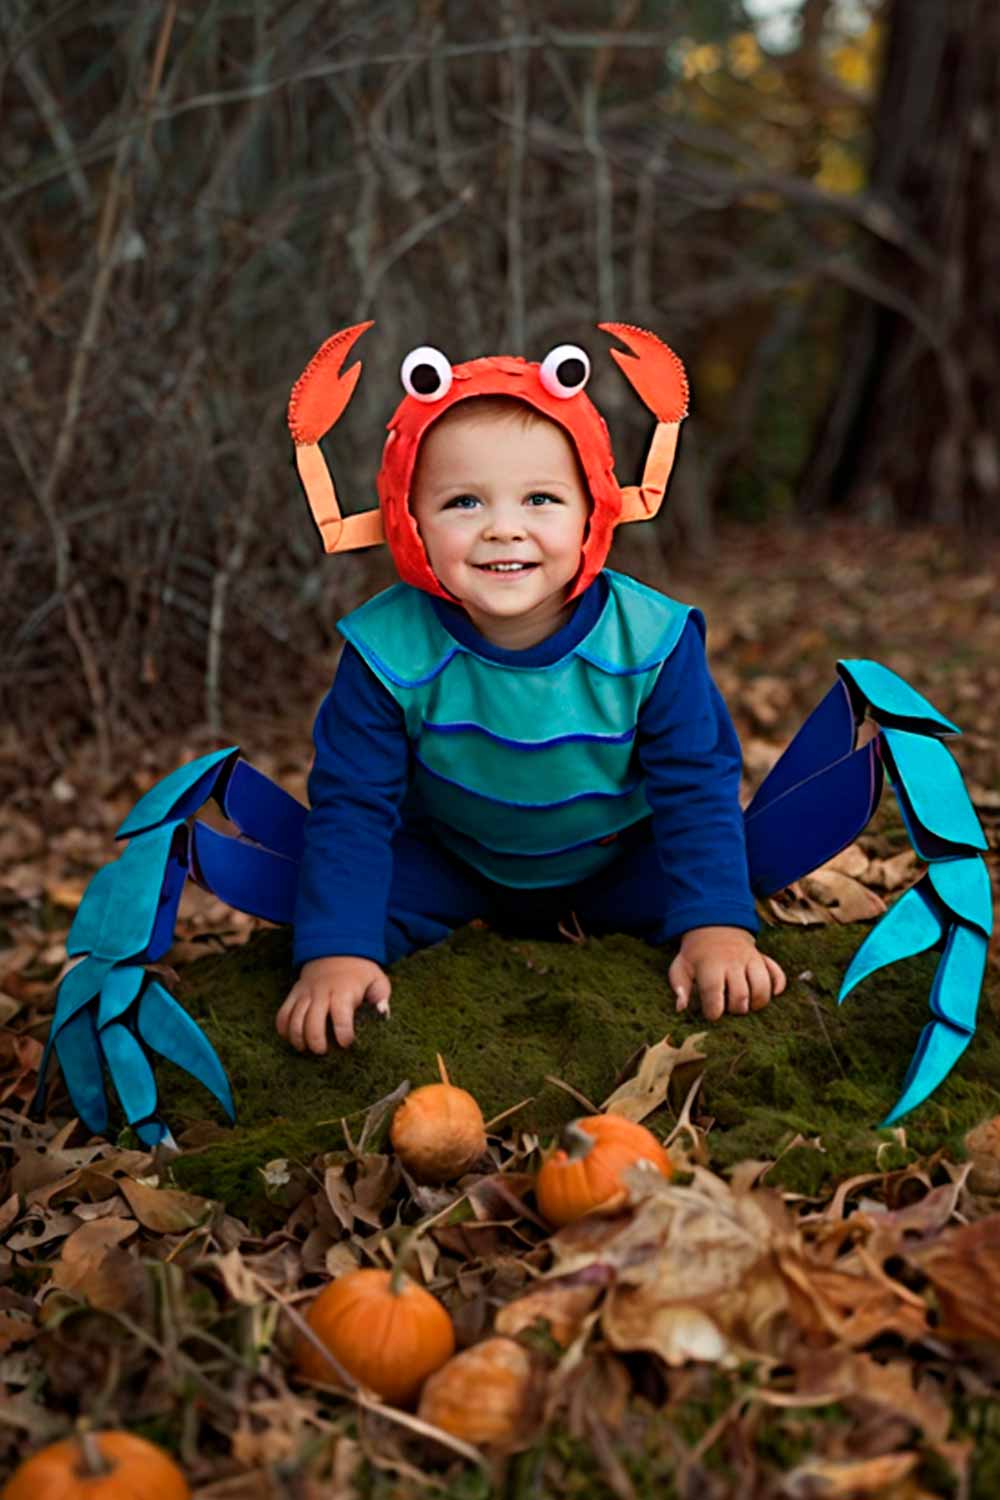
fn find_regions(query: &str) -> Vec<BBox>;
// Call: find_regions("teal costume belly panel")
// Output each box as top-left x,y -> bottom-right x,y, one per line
338,570 -> 693,887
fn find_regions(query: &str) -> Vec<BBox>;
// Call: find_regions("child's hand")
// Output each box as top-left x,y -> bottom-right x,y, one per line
276,955 -> 391,1053
668,926 -> 786,1021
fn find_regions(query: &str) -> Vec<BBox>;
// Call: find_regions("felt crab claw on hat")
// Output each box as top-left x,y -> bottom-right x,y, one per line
287,322 -> 689,600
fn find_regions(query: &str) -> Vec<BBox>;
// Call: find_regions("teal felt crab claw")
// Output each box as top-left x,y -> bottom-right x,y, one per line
32,748 -> 306,1147
744,658 -> 991,1125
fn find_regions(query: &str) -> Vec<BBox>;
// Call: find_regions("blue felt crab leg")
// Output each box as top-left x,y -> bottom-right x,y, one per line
746,659 -> 992,1123
35,747 -> 307,1143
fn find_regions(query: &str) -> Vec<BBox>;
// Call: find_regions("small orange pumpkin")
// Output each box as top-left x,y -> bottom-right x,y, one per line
293,1266 -> 455,1406
417,1337 -> 539,1447
389,1055 -> 486,1184
1,1430 -> 190,1500
534,1114 -> 673,1227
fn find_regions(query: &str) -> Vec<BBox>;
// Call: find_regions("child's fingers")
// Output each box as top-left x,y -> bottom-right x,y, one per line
724,963 -> 750,1016
667,954 -> 692,1011
279,990 -> 317,1052
697,961 -> 728,1022
748,956 -> 774,1012
763,955 -> 787,995
331,990 -> 368,1049
365,969 -> 392,1018
274,990 -> 297,1039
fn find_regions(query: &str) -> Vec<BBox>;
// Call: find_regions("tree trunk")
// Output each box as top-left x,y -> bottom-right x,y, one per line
801,0 -> 1000,526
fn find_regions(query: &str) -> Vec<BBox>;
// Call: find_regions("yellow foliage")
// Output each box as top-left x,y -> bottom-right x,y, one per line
727,31 -> 761,81
815,141 -> 864,196
683,42 -> 722,80
831,39 -> 873,92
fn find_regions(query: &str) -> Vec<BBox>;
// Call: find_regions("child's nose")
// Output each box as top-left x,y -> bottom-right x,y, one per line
483,502 -> 526,540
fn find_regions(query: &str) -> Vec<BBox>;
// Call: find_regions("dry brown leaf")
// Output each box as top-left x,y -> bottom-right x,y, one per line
605,1290 -> 733,1365
0,1032 -> 44,1104
0,1313 -> 39,1353
6,1210 -> 83,1252
740,674 -> 793,729
780,1253 -> 929,1348
769,882 -> 835,927
781,1451 -> 918,1497
600,1033 -> 706,1123
825,844 -> 871,880
0,1192 -> 21,1236
963,1114 -> 1000,1194
911,1215 -> 1000,1344
0,991 -> 24,1025
213,1247 -> 262,1306
325,1242 -> 360,1278
801,869 -> 887,923
791,1349 -> 950,1441
546,1168 -> 795,1366
44,876 -> 89,911
118,1177 -> 214,1233
50,1217 -> 143,1310
868,850 -> 921,893
495,1279 -> 603,1348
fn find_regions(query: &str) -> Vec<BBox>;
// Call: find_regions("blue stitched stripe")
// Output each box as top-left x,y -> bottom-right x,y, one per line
420,720 -> 637,750
413,751 -> 643,809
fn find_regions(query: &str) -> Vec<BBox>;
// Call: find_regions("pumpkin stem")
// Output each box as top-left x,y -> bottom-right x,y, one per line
76,1430 -> 114,1478
436,1052 -> 451,1087
561,1120 -> 597,1162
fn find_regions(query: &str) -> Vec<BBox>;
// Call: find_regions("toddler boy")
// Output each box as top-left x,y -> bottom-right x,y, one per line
277,340 -> 784,1054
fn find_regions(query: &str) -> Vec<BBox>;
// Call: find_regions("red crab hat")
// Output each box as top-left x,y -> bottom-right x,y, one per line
288,323 -> 688,601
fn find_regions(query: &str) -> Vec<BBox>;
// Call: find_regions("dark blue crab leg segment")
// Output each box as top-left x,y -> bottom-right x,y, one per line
53,1007 -> 109,1134
146,832 -> 195,962
101,1022 -> 159,1126
743,681 -> 857,818
836,660 -> 960,737
880,728 -> 988,860
191,823 -> 300,924
137,982 -> 235,1120
221,760 -> 307,860
837,878 -> 945,1002
116,748 -> 240,839
744,741 -> 882,897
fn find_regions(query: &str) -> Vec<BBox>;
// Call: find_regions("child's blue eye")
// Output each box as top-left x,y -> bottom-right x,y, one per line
444,494 -> 480,510
526,492 -> 560,506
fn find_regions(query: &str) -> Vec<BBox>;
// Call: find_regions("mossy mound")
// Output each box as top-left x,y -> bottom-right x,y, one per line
166,922 -> 1000,1219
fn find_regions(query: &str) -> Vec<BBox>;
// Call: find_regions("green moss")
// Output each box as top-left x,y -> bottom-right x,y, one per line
166,922 -> 1000,1219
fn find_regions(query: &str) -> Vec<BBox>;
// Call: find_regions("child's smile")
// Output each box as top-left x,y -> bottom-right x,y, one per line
410,407 -> 591,649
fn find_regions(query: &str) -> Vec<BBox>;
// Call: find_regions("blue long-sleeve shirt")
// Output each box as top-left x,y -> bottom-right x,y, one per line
293,574 -> 758,964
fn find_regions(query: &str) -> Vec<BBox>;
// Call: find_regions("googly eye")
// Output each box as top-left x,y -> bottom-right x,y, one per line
539,344 -> 591,399
401,346 -> 453,402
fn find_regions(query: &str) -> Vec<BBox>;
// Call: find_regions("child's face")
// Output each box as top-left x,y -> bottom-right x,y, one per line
410,409 -> 591,642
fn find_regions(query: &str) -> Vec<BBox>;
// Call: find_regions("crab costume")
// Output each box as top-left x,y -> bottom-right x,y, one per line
34,324 -> 992,1146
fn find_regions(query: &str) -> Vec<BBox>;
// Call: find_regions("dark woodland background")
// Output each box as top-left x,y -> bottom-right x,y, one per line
2,0 -> 998,774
